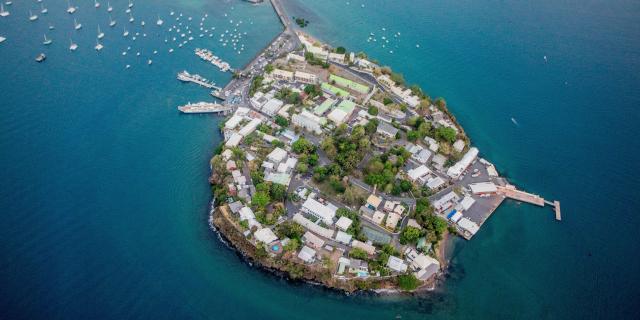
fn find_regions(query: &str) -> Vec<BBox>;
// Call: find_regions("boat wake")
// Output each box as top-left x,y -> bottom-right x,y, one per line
511,117 -> 519,126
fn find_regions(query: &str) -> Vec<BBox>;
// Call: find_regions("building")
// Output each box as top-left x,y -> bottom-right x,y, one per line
348,258 -> 368,274
376,122 -> 399,139
250,91 -> 269,109
239,207 -> 260,229
238,118 -> 262,137
302,231 -> 325,249
385,212 -> 401,230
412,148 -> 432,164
264,172 -> 291,186
292,213 -> 335,239
405,248 -> 440,271
407,165 -> 431,183
366,194 -> 383,210
424,136 -> 439,152
298,245 -> 317,263
225,133 -> 243,148
294,71 -> 318,84
254,228 -> 278,244
372,211 -> 385,225
351,239 -> 376,256
327,100 -> 356,124
334,231 -> 353,245
416,263 -> 440,281
469,182 -> 498,195
225,115 -> 243,130
292,110 -> 325,134
301,198 -> 336,225
453,139 -> 465,153
277,104 -> 292,119
433,191 -> 460,213
287,53 -> 305,63
260,98 -> 284,116
457,218 -> 480,236
271,69 -> 294,82
267,147 -> 287,164
426,176 -> 446,190
457,196 -> 476,211
387,256 -> 408,273
313,98 -> 335,116
335,216 -> 353,231
329,74 -> 369,94
431,154 -> 447,170
446,147 -> 479,178
328,52 -> 346,64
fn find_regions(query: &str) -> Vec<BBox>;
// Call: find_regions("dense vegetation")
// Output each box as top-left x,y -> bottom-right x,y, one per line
363,146 -> 413,195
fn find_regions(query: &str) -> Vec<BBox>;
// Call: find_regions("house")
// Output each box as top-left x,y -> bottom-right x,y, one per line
383,200 -> 398,212
407,165 -> 431,183
412,148 -> 432,164
267,147 -> 287,164
226,160 -> 237,171
424,136 -> 439,152
387,256 -> 408,273
254,228 -> 278,244
394,205 -> 406,215
376,122 -> 399,139
239,207 -> 260,229
327,100 -> 356,124
292,213 -> 335,239
385,212 -> 401,230
225,115 -> 243,130
372,211 -> 385,225
264,172 -> 291,186
313,98 -> 335,116
225,133 -> 243,148
457,196 -> 476,211
405,248 -> 440,271
260,98 -> 284,116
297,245 -> 317,263
431,154 -> 447,170
351,239 -> 376,256
335,216 -> 353,231
469,182 -> 497,195
416,263 -> 440,281
365,194 -> 383,210
407,219 -> 422,230
334,231 -> 353,245
302,231 -> 325,249
433,191 -> 460,213
457,218 -> 480,236
228,201 -> 243,214
337,256 -> 351,274
348,258 -> 369,274
250,91 -> 269,109
294,71 -> 318,84
301,198 -> 336,225
271,69 -> 294,82
277,104 -> 293,119
328,52 -> 346,64
447,147 -> 479,178
221,149 -> 233,161
287,53 -> 306,63
453,139 -> 465,153
426,176 -> 446,190
292,110 -> 325,134
238,118 -> 263,137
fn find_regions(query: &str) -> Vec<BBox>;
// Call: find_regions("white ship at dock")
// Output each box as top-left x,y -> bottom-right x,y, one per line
177,101 -> 231,114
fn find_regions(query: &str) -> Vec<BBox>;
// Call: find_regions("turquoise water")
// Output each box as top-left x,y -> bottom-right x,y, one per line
1,0 -> 639,319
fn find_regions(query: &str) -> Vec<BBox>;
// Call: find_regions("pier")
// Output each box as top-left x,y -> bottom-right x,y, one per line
497,185 -> 562,221
177,71 -> 221,91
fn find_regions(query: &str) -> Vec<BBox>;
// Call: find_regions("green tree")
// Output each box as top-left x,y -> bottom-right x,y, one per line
276,221 -> 305,240
252,192 -> 270,209
397,274 -> 420,291
283,238 -> 300,252
275,115 -> 289,127
407,130 -> 420,142
349,247 -> 368,260
292,137 -> 315,154
368,105 -> 379,116
335,46 -> 346,54
270,183 -> 287,202
265,64 -> 274,74
296,162 -> 308,174
383,97 -> 393,105
400,226 -> 421,245
435,127 -> 457,143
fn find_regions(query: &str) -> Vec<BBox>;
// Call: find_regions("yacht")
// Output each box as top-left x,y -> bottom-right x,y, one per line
122,26 -> 129,37
1,4 -> 10,17
40,3 -> 47,14
69,38 -> 78,51
43,34 -> 52,45
28,10 -> 38,21
156,15 -> 163,26
107,1 -> 112,12
95,39 -> 103,51
109,15 -> 116,27
5,1 -> 12,5
97,25 -> 104,39
67,0 -> 76,14
74,19 -> 82,30
94,0 -> 100,9
35,53 -> 46,62
0,36 -> 6,43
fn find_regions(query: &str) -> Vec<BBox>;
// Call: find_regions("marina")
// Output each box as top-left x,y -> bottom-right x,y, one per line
195,48 -> 233,72
177,70 -> 220,90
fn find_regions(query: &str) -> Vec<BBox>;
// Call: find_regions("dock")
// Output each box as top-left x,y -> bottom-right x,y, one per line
177,71 -> 221,91
498,185 -> 562,221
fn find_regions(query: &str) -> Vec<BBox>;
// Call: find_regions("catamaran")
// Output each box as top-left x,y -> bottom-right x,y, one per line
0,3 -> 9,17
67,0 -> 76,14
74,18 -> 82,30
97,25 -> 104,39
95,39 -> 103,51
40,3 -> 47,14
69,38 -> 78,51
42,34 -> 52,45
109,15 -> 116,27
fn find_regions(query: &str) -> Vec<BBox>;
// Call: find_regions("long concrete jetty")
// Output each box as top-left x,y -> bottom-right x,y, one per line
498,185 -> 562,221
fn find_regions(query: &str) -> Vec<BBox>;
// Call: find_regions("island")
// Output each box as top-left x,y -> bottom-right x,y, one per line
201,0 -> 561,294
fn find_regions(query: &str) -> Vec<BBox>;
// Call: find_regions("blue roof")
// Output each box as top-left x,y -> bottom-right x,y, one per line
446,210 -> 457,219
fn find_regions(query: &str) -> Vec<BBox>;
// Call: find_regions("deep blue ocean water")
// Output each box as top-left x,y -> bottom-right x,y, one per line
1,0 -> 639,319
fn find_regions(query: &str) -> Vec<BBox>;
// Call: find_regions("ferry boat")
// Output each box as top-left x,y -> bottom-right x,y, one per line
69,38 -> 78,51
177,102 -> 228,114
42,34 -> 52,45
67,0 -> 76,14
0,4 -> 9,17
35,53 -> 46,62
194,48 -> 232,72
177,70 -> 217,88
28,10 -> 38,21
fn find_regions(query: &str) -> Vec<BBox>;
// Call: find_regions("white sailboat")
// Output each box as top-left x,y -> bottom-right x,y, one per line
0,3 -> 10,17
67,0 -> 76,14
128,0 -> 133,8
28,10 -> 38,21
94,0 -> 100,9
43,34 -> 52,45
40,3 -> 47,14
156,15 -> 163,26
74,18 -> 82,30
109,15 -> 116,27
107,2 -> 112,12
49,23 -> 54,30
122,26 -> 129,37
0,36 -> 6,43
95,38 -> 103,51
97,25 -> 104,39
69,38 -> 78,51
128,13 -> 134,23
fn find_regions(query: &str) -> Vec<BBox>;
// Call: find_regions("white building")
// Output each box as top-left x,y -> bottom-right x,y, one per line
254,228 -> 278,244
294,71 -> 318,84
458,196 -> 476,211
292,213 -> 335,239
271,69 -> 294,82
407,165 -> 431,182
287,53 -> 306,63
387,256 -> 408,273
301,198 -> 336,225
446,147 -> 478,178
335,216 -> 353,231
298,245 -> 317,263
302,231 -> 325,249
328,52 -> 346,64
306,45 -> 329,60
334,231 -> 353,245
225,133 -> 243,148
238,118 -> 263,137
469,182 -> 498,195
412,148 -> 432,164
385,212 -> 401,230
377,122 -> 399,138
351,239 -> 376,255
260,98 -> 284,116
433,191 -> 460,213
267,147 -> 287,164
458,218 -> 480,236
225,115 -> 243,130
426,176 -> 446,190
453,139 -> 465,153
292,110 -> 325,134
